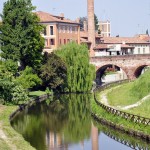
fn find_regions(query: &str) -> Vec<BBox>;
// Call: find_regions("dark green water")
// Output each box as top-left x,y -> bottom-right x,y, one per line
11,94 -> 150,150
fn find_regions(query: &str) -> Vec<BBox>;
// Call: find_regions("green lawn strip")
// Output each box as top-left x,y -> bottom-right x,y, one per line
125,97 -> 150,118
0,138 -> 11,150
0,105 -> 35,150
91,99 -> 150,135
107,82 -> 140,107
29,91 -> 46,98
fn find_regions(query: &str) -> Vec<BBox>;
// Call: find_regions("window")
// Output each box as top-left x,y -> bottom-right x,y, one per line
70,26 -> 72,33
63,26 -> 65,33
75,27 -> 77,34
43,27 -> 46,35
59,26 -> 61,33
45,39 -> 48,47
50,39 -> 55,45
102,25 -> 104,31
143,48 -> 145,54
67,26 -> 70,33
67,39 -> 70,43
60,39 -> 61,44
138,48 -> 140,54
64,39 -> 66,44
50,26 -> 53,35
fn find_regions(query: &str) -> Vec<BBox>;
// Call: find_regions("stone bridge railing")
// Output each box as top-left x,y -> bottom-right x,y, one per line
90,54 -> 150,61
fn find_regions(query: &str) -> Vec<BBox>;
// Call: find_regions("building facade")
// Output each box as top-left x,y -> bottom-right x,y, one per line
94,37 -> 150,56
36,11 -> 80,53
99,20 -> 111,37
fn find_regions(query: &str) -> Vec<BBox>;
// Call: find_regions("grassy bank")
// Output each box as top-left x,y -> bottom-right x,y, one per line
107,70 -> 150,107
91,95 -> 150,135
107,82 -> 140,107
0,106 -> 35,150
125,97 -> 150,118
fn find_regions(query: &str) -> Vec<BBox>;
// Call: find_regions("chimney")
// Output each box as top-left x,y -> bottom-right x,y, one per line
60,13 -> 64,20
87,0 -> 95,56
83,21 -> 88,32
76,18 -> 80,23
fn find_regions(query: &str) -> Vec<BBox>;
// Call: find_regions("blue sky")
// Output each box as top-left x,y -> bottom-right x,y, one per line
0,0 -> 150,37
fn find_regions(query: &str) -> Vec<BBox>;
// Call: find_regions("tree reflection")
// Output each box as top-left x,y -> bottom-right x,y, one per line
11,94 -> 92,150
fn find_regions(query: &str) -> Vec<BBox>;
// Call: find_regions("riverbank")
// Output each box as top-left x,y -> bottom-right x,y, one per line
0,104 -> 35,150
91,97 -> 150,137
92,81 -> 150,139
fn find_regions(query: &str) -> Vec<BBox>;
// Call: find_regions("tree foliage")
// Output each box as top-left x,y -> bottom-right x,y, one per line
79,14 -> 99,31
15,66 -> 42,90
0,62 -> 29,104
79,17 -> 87,30
40,52 -> 67,91
0,0 -> 44,70
94,14 -> 99,31
56,42 -> 95,93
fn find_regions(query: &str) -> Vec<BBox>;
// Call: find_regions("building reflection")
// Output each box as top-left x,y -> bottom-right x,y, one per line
45,123 -> 99,150
45,131 -> 68,150
91,123 -> 99,150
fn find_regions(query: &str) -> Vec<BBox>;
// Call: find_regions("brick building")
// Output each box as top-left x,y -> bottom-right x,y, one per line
35,11 -> 80,53
94,37 -> 150,56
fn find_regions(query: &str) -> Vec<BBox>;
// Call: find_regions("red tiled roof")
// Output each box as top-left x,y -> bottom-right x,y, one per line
35,11 -> 80,25
94,44 -> 109,50
102,37 -> 150,44
94,43 -> 134,50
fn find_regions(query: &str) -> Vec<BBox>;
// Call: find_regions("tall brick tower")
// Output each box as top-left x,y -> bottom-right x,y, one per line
87,0 -> 95,56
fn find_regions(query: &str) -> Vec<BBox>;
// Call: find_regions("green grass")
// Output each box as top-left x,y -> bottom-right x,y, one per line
126,97 -> 150,118
107,82 -> 140,107
0,105 -> 35,150
91,98 -> 150,135
29,91 -> 46,97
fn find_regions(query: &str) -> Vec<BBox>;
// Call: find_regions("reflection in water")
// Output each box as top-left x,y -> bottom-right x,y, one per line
91,123 -> 98,150
11,94 -> 150,150
11,94 -> 91,150
94,120 -> 150,150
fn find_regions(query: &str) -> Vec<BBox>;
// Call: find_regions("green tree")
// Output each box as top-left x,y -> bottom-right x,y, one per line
56,42 -> 95,93
79,14 -> 99,31
40,52 -> 67,91
79,17 -> 87,30
15,66 -> 42,90
0,63 -> 29,104
94,14 -> 99,31
0,0 -> 44,71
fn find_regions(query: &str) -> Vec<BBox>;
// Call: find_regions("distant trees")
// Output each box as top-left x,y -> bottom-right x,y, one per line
56,42 -> 95,93
79,16 -> 87,30
0,0 -> 44,71
94,14 -> 99,31
79,14 -> 99,31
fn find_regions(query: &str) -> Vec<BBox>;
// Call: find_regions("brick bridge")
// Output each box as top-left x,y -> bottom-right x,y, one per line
90,54 -> 150,83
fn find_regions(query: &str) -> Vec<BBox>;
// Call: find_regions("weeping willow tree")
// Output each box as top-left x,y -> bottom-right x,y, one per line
56,42 -> 95,93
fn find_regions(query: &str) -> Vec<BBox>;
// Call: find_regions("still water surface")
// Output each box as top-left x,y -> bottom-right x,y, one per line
11,94 -> 150,150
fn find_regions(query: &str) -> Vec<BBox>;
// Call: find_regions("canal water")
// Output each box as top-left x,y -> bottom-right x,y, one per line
11,94 -> 150,150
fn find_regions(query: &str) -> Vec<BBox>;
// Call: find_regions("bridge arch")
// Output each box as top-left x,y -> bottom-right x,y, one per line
134,65 -> 149,78
96,64 -> 128,85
